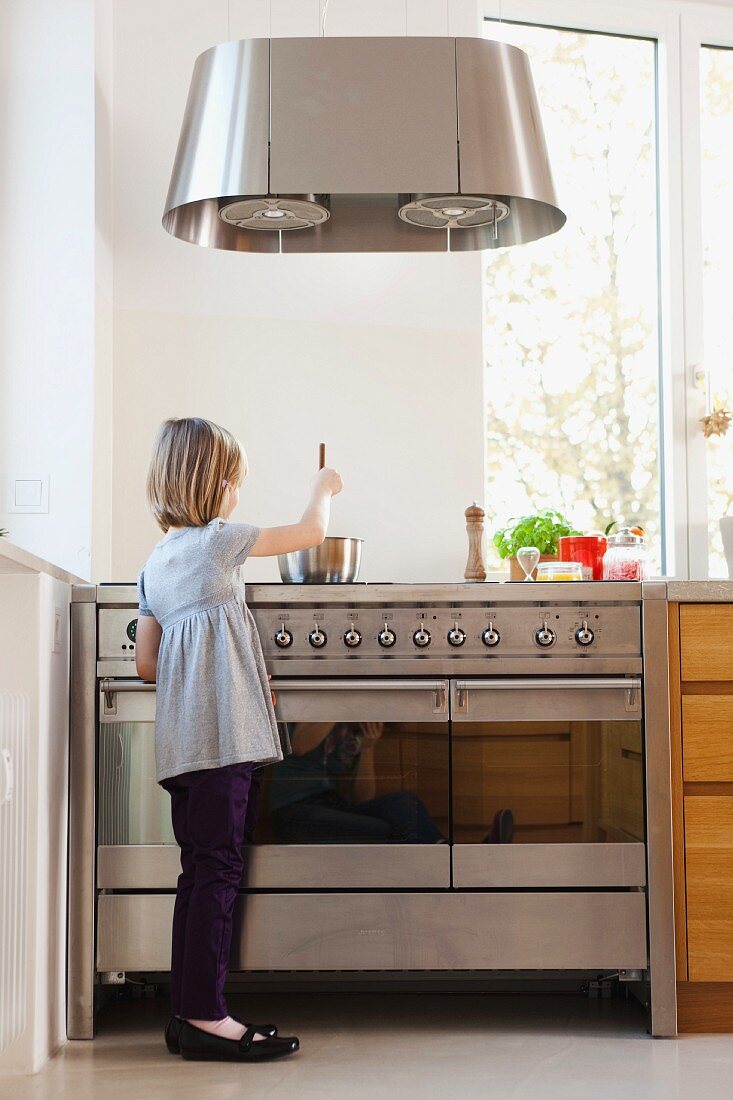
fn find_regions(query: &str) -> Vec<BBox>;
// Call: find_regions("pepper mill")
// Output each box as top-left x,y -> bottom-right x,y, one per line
464,502 -> 487,582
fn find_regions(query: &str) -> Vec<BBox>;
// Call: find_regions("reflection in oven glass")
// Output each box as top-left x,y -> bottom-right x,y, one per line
451,720 -> 645,844
258,722 -> 452,845
98,723 -> 176,845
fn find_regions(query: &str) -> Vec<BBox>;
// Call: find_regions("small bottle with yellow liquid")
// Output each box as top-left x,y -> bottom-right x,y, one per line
535,561 -> 583,582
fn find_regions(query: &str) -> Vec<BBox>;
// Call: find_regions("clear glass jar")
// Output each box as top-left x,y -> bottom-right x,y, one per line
535,560 -> 583,582
602,529 -> 647,581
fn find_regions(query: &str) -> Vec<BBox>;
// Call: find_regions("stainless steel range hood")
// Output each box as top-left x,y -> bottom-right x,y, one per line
163,37 -> 566,254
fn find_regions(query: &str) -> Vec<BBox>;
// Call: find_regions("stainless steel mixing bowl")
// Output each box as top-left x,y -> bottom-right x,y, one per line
278,537 -> 363,583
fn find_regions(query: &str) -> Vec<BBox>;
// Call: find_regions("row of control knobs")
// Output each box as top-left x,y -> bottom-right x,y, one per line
273,619 -> 595,649
274,622 -> 396,649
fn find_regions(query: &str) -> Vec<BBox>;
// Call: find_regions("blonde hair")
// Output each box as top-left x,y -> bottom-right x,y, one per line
146,417 -> 247,532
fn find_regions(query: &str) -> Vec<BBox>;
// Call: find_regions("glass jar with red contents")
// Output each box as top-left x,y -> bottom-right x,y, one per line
602,529 -> 647,581
557,534 -> 607,581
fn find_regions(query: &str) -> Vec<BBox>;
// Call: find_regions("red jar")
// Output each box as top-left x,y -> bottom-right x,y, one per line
557,534 -> 607,581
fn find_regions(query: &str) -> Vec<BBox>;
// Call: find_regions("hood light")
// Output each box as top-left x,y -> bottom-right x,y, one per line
398,195 -> 511,237
218,195 -> 331,231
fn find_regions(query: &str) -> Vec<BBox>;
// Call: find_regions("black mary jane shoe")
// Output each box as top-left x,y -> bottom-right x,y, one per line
178,1020 -> 299,1063
165,1015 -> 278,1055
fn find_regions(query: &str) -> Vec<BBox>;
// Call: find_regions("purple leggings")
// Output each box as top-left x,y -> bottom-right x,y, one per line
161,762 -> 261,1019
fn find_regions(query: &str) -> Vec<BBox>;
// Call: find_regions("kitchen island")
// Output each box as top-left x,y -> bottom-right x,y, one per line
667,584 -> 733,1032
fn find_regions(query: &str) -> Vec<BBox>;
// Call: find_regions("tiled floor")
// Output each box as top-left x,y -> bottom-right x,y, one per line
3,991 -> 733,1099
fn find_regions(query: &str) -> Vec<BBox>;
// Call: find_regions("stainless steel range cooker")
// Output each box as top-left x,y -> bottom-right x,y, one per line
68,581 -> 676,1037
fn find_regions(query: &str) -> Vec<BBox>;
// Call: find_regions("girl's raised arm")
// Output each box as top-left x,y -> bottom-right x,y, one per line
249,467 -> 343,557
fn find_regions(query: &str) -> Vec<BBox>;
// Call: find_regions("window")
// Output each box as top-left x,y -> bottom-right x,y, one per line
482,21 -> 662,571
700,45 -> 733,578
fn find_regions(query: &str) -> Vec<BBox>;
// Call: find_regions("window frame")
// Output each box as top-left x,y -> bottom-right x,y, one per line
680,8 -> 733,576
482,0 -> 733,578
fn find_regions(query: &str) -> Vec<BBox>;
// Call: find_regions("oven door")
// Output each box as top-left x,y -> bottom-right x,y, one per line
97,678 -> 451,891
259,678 -> 450,887
450,677 -> 647,889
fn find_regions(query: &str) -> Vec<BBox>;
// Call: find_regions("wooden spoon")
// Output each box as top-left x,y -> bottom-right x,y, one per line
319,442 -> 326,470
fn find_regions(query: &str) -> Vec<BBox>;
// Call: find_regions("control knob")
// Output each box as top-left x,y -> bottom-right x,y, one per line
413,625 -> 431,648
274,623 -> 293,649
308,627 -> 327,649
535,620 -> 556,648
575,620 -> 594,647
447,622 -> 466,648
482,622 -> 500,648
343,623 -> 362,648
378,623 -> 397,648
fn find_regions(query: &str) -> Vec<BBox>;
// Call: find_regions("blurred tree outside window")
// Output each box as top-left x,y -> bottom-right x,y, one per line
482,22 -> 662,572
701,45 -> 733,578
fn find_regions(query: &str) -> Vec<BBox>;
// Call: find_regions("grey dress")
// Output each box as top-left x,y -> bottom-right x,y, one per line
137,518 -> 288,782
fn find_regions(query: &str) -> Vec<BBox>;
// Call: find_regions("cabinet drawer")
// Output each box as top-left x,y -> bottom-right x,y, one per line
682,696 -> 733,781
680,605 -> 733,681
685,795 -> 733,981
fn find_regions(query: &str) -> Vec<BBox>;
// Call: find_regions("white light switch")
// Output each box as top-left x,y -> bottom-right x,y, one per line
15,480 -> 42,508
8,475 -> 49,513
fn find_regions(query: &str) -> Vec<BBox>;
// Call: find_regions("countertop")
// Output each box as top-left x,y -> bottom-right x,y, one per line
665,580 -> 733,602
0,538 -> 86,586
2,539 -> 732,601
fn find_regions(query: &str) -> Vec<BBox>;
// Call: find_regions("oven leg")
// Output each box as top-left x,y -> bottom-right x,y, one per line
642,590 -> 677,1037
68,596 -> 97,1039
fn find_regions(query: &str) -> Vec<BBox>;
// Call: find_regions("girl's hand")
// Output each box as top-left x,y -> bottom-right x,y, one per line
361,722 -> 384,744
250,467 -> 343,558
314,467 -> 343,497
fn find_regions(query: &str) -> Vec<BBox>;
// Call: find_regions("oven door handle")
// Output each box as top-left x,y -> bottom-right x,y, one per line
270,679 -> 448,691
100,678 -> 156,711
453,678 -> 641,691
271,679 -> 449,715
453,677 -> 642,712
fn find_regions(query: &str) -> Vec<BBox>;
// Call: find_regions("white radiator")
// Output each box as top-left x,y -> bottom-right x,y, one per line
0,691 -> 28,1055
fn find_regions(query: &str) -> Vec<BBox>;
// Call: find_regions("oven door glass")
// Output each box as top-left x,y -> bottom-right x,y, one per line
254,679 -> 451,888
98,684 -> 172,846
97,682 -> 183,891
450,677 -> 646,888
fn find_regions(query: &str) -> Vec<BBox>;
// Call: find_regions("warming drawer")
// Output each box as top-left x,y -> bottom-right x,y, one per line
97,891 -> 648,973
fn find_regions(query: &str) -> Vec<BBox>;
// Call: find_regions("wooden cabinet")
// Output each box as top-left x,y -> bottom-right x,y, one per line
685,796 -> 733,981
670,602 -> 733,1031
680,604 -> 733,681
681,696 -> 733,781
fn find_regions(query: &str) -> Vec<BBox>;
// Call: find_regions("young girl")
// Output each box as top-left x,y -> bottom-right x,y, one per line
135,417 -> 342,1063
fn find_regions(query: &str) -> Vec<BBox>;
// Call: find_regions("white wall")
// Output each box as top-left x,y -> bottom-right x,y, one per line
105,0 -> 486,583
92,0 -> 115,583
0,1 -> 96,580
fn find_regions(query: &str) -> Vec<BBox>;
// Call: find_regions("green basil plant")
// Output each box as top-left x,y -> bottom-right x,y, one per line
492,509 -> 579,559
